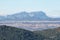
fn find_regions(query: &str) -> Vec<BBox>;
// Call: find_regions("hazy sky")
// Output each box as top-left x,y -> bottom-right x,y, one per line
0,0 -> 60,17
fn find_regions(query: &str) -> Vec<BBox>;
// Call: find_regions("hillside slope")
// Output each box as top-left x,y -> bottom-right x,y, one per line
34,27 -> 60,40
0,25 -> 60,40
0,25 -> 45,40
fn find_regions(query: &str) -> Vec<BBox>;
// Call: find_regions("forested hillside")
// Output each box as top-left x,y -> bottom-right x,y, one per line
34,27 -> 60,40
0,25 -> 60,40
0,25 -> 45,40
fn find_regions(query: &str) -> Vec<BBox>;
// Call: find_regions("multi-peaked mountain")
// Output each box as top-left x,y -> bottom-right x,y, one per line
0,11 -> 60,21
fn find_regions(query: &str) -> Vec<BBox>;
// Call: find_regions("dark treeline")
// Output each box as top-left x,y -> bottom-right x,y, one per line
0,25 -> 60,40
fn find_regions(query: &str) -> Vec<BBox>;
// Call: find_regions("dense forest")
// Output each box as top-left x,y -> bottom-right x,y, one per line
0,25 -> 60,40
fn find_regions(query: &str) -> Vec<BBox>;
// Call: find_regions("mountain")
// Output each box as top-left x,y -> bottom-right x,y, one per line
5,11 -> 50,21
0,11 -> 52,21
0,11 -> 60,21
0,16 -> 6,21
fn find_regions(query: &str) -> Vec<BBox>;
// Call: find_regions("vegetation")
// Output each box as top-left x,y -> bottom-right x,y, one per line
34,27 -> 60,40
0,25 -> 60,40
0,25 -> 45,40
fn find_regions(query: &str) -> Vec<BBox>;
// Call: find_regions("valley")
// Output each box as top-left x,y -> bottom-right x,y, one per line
0,21 -> 60,31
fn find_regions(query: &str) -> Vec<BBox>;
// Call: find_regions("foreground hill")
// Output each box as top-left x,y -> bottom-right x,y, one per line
34,27 -> 60,40
0,25 -> 45,40
0,25 -> 60,40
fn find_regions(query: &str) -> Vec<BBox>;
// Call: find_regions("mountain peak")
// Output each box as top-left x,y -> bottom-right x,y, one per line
0,11 -> 49,21
30,11 -> 47,17
0,11 -> 60,21
29,11 -> 49,20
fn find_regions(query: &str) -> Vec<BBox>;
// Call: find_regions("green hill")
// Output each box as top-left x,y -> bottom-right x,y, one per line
34,27 -> 60,40
0,25 -> 60,40
0,25 -> 45,40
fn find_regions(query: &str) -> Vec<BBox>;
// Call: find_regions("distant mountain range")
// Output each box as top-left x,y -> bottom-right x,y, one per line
0,11 -> 60,21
